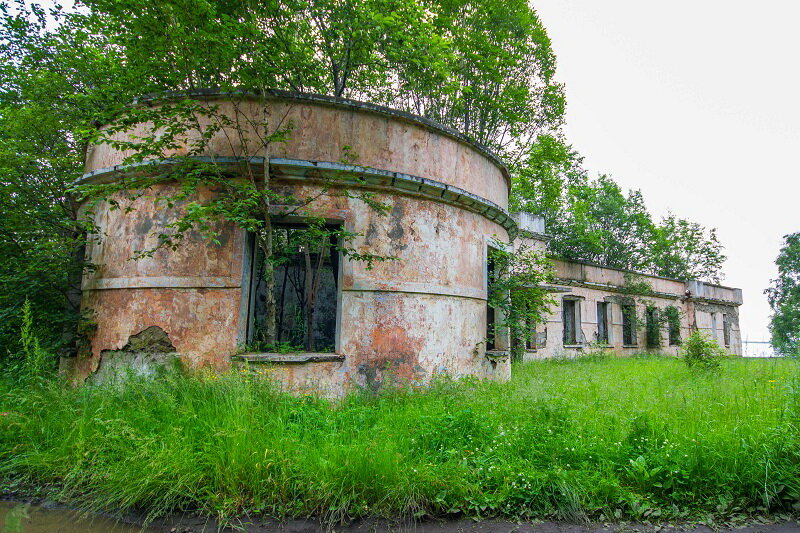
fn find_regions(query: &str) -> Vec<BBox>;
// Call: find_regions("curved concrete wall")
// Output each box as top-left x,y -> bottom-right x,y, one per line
72,92 -> 513,392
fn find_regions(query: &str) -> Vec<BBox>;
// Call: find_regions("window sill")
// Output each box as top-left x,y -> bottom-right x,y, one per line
622,345 -> 639,349
232,353 -> 345,364
562,344 -> 583,349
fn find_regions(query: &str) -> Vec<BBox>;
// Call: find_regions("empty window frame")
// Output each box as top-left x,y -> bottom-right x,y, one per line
562,298 -> 580,346
622,304 -> 637,346
596,302 -> 610,344
525,320 -> 547,351
248,223 -> 340,353
524,304 -> 537,351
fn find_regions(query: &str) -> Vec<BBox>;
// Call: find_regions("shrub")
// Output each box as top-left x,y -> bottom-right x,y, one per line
681,329 -> 727,370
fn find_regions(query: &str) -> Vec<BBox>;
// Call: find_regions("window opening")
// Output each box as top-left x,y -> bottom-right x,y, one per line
723,313 -> 731,347
249,223 -> 339,353
525,315 -> 537,351
645,307 -> 660,348
622,304 -> 637,346
668,311 -> 681,346
596,302 -> 609,344
563,299 -> 578,345
486,247 -> 496,350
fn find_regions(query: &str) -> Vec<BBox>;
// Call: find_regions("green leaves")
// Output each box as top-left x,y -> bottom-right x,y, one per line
766,232 -> 800,356
487,243 -> 555,359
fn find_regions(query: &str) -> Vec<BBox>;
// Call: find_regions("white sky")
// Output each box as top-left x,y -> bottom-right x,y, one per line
533,0 -> 800,345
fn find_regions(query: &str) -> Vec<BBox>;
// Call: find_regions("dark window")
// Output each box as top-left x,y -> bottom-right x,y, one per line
249,223 -> 339,353
563,299 -> 578,345
622,304 -> 637,346
486,248 -> 496,350
525,306 -> 536,350
527,325 -> 547,350
723,314 -> 731,347
668,311 -> 681,346
645,307 -> 660,348
596,302 -> 609,344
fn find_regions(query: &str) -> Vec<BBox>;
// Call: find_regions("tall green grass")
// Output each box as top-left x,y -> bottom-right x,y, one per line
1,356 -> 798,524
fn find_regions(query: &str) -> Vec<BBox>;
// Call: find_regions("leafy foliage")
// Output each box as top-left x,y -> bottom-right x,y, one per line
644,305 -> 661,350
766,232 -> 800,356
487,243 -> 554,360
650,215 -> 726,283
681,329 -> 726,371
398,0 -> 565,159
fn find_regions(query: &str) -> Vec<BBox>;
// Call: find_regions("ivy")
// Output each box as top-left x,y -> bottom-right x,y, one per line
487,243 -> 555,361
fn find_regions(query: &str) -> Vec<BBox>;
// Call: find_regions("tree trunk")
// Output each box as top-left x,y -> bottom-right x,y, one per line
303,237 -> 328,352
276,262 -> 289,342
304,248 -> 315,351
260,94 -> 277,345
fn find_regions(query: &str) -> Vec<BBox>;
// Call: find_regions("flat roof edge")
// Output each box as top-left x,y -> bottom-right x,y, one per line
549,256 -> 741,292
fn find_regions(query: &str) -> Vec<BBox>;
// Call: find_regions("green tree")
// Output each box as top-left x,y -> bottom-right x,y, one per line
0,1 -> 130,356
400,0 -> 564,159
547,176 -> 656,272
509,134 -> 583,219
649,214 -> 726,283
511,141 -> 727,282
766,232 -> 800,356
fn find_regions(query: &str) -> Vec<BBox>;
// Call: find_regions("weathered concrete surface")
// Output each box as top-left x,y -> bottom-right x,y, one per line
90,326 -> 179,384
84,94 -> 509,208
72,92 -> 511,392
82,182 -> 244,288
76,287 -> 241,378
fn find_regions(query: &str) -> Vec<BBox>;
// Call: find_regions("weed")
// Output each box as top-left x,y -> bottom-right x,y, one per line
0,356 -> 798,526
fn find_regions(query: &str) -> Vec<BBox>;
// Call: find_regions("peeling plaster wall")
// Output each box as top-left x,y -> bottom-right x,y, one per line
72,92 -> 511,393
84,95 -> 508,208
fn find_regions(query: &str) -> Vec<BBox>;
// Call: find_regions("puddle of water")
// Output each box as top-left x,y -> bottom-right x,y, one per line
0,501 -> 150,533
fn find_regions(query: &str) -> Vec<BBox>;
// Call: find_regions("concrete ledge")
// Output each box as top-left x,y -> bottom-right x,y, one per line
76,156 -> 518,236
271,158 -> 516,234
84,276 -> 241,290
485,350 -> 510,360
346,280 -> 486,301
232,353 -> 345,364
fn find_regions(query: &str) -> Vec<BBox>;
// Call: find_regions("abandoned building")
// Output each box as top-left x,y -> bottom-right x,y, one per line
65,90 -> 743,393
514,214 -> 743,359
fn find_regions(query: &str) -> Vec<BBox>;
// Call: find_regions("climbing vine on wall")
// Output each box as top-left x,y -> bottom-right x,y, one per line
487,243 -> 555,361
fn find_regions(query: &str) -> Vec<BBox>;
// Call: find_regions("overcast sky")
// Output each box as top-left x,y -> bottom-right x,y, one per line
533,1 -> 800,349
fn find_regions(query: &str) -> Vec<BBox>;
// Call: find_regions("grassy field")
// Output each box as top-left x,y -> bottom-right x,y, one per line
1,356 -> 798,525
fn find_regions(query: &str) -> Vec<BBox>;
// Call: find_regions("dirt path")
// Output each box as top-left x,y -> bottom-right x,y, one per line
149,514 -> 800,533
2,501 -> 798,533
